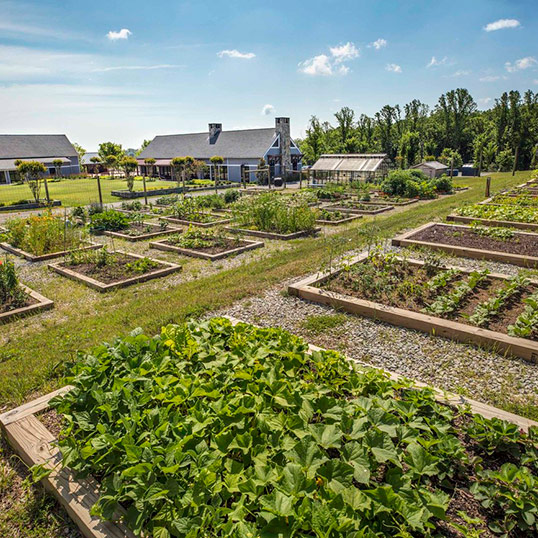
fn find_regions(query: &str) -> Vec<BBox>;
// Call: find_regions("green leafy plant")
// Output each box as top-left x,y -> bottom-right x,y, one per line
89,210 -> 130,234
456,204 -> 538,224
125,257 -> 160,274
508,291 -> 538,338
0,258 -> 27,310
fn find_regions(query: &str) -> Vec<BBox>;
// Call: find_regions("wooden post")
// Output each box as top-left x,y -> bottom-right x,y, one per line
485,176 -> 491,198
43,177 -> 51,205
96,175 -> 103,208
142,175 -> 148,206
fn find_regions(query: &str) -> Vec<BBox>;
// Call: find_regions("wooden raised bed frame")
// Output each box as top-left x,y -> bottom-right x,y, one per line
289,254 -> 538,363
150,237 -> 264,261
325,203 -> 394,215
392,222 -> 538,268
316,213 -> 363,226
103,222 -> 181,242
1,317 -> 536,538
0,284 -> 53,324
446,214 -> 538,232
0,242 -> 102,262
225,226 -> 321,240
48,252 -> 181,292
162,215 -> 231,228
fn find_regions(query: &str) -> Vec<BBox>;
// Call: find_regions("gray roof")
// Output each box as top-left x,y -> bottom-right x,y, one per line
81,152 -> 99,165
412,160 -> 448,170
138,128 -> 278,160
0,156 -> 71,172
311,154 -> 389,173
0,135 -> 78,159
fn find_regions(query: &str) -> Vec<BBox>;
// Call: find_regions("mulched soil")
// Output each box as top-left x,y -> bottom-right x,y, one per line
61,253 -> 164,284
164,237 -> 249,254
122,222 -> 175,236
322,258 -> 537,339
0,290 -> 36,315
410,224 -> 538,257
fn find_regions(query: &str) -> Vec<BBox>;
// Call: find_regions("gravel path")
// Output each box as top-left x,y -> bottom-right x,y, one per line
217,253 -> 538,414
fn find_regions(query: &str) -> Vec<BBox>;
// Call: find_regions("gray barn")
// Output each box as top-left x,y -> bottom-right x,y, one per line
0,134 -> 80,184
411,161 -> 449,179
137,118 -> 302,182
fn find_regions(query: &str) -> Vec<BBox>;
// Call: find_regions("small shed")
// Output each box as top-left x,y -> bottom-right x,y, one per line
310,153 -> 391,182
461,163 -> 479,177
411,161 -> 448,179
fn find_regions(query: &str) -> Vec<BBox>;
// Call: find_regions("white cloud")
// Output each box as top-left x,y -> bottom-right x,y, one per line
94,64 -> 182,72
479,75 -> 501,82
449,70 -> 471,77
505,56 -> 537,72
386,63 -> 402,73
299,42 -> 359,76
107,28 -> 132,41
535,79 -> 538,85
217,49 -> 255,59
427,56 -> 449,68
329,42 -> 359,63
299,54 -> 333,76
261,104 -> 275,115
484,19 -> 520,32
369,38 -> 387,50
478,97 -> 493,105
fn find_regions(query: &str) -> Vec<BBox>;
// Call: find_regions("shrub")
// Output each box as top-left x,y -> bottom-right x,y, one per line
4,214 -> 86,255
89,210 -> 130,234
223,189 -> 240,204
234,193 -> 317,234
431,175 -> 453,194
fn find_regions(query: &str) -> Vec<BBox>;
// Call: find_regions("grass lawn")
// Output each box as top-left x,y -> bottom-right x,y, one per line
0,177 -> 182,207
0,171 -> 534,538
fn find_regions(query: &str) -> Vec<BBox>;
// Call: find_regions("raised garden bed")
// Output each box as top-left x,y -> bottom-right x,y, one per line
48,251 -> 181,292
0,283 -> 54,324
162,214 -> 231,228
150,233 -> 263,260
289,252 -> 538,362
315,209 -> 363,225
2,318 -> 538,538
446,214 -> 538,232
392,222 -> 538,268
103,221 -> 181,242
0,200 -> 61,212
0,241 -> 101,262
325,201 -> 394,215
111,184 -> 234,199
357,197 -> 419,206
225,226 -> 320,240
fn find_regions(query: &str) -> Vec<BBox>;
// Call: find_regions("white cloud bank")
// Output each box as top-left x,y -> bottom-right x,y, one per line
484,19 -> 520,32
505,56 -> 537,72
386,63 -> 402,73
369,38 -> 387,50
299,42 -> 359,76
261,104 -> 275,115
107,28 -> 132,41
217,49 -> 255,59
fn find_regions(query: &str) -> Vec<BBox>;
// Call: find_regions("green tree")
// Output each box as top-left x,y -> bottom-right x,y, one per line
334,106 -> 355,152
210,156 -> 224,193
98,142 -> 124,163
256,157 -> 268,185
496,148 -> 514,171
120,156 -> 139,192
136,139 -> 151,156
52,159 -> 63,178
16,160 -> 47,202
72,143 -> 86,171
144,157 -> 156,178
439,148 -> 463,169
171,157 -> 186,191
299,116 -> 326,164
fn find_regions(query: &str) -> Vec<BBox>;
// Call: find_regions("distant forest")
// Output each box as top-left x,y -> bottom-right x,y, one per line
297,88 -> 538,172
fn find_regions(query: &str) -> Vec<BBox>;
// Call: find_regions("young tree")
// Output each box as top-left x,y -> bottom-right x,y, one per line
89,156 -> 102,177
256,157 -> 268,185
120,156 -> 139,192
52,159 -> 63,178
144,157 -> 156,179
104,155 -> 118,177
136,139 -> 151,156
16,160 -> 47,202
98,142 -> 124,165
72,142 -> 86,171
171,157 -> 186,191
210,156 -> 224,193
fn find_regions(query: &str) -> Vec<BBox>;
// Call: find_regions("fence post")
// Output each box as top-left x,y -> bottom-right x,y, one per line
142,175 -> 148,205
43,177 -> 51,205
485,176 -> 491,198
96,175 -> 103,208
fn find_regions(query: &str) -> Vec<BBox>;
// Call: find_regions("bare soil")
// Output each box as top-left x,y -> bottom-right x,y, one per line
411,224 -> 538,257
164,237 -> 249,254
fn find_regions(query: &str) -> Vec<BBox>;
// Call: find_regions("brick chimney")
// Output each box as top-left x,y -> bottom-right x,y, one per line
208,123 -> 222,144
275,117 -> 291,172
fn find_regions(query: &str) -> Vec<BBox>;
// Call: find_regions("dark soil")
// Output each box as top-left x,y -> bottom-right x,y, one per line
322,258 -> 537,339
0,290 -> 35,314
122,222 -> 175,237
410,224 -> 538,257
62,254 -> 164,284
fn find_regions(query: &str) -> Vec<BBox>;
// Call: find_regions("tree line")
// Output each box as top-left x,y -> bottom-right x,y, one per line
297,88 -> 538,172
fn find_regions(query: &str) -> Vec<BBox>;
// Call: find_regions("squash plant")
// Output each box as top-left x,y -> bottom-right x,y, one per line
46,318 -> 538,537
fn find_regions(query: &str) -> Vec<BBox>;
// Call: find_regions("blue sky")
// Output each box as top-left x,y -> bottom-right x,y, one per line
0,0 -> 537,150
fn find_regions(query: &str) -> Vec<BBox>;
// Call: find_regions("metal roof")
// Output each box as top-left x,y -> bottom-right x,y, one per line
411,160 -> 448,170
0,135 -> 78,159
311,154 -> 389,173
138,128 -> 279,160
0,156 -> 72,171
